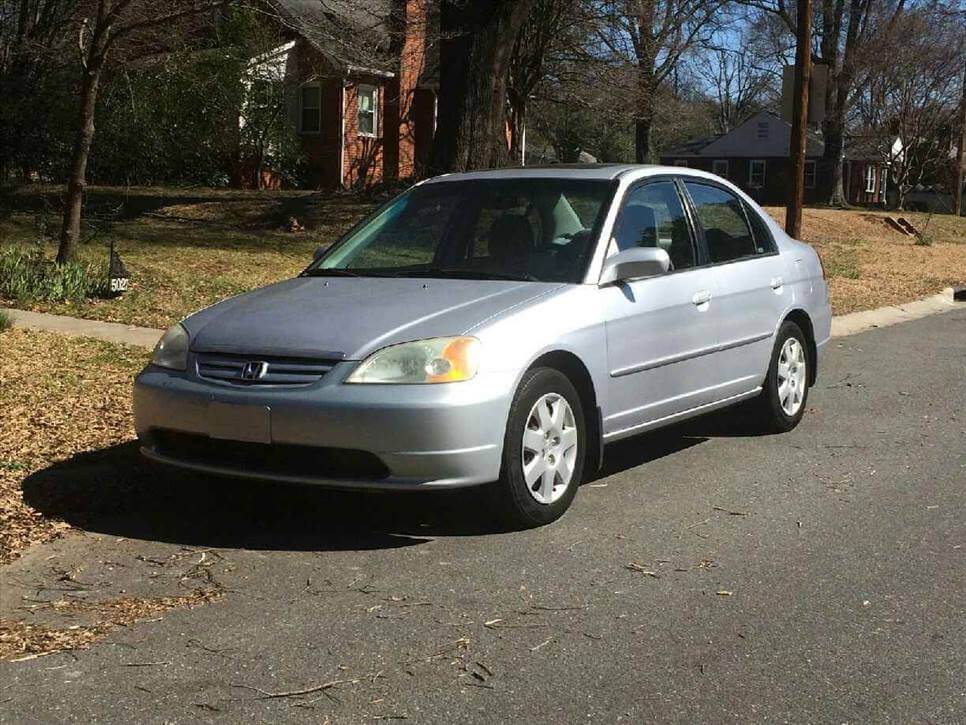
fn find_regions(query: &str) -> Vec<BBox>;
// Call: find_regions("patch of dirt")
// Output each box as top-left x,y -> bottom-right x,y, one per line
0,588 -> 221,661
0,328 -> 147,564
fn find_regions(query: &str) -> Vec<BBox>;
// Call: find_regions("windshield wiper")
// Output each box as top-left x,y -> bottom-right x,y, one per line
416,268 -> 542,282
303,268 -> 360,277
303,268 -> 401,278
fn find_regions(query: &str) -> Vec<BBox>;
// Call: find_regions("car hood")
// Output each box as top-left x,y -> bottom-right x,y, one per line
184,276 -> 563,360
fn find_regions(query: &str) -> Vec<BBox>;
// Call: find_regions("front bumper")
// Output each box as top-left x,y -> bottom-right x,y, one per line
133,362 -> 512,490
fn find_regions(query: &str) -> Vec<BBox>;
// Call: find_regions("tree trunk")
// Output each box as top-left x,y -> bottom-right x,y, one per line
430,0 -> 534,173
508,97 -> 526,164
634,114 -> 653,164
820,120 -> 846,206
634,51 -> 656,163
57,56 -> 105,264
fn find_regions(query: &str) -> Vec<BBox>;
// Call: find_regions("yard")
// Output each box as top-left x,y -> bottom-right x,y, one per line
0,328 -> 148,565
762,206 -> 966,314
0,186 -> 377,329
1,186 -> 964,330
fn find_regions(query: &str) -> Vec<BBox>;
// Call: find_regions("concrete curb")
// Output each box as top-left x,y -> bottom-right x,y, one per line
3,287 -> 962,350
830,288 -> 958,338
1,307 -> 163,349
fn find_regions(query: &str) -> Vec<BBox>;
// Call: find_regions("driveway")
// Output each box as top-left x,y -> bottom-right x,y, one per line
2,310 -> 964,724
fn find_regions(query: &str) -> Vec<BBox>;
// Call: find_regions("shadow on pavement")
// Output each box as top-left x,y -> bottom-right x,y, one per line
21,407 -> 763,553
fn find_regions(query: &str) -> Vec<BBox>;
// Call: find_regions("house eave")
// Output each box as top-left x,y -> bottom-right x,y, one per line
346,64 -> 395,79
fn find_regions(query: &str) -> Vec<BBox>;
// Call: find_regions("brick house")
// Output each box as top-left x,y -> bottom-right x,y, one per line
660,111 -> 896,207
251,0 -> 437,189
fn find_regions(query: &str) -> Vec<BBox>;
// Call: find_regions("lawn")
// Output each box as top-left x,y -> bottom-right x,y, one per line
1,185 -> 964,326
762,207 -> 966,314
0,185 -> 377,328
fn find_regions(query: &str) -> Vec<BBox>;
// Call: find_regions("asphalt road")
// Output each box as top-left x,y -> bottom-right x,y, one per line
2,310 -> 964,724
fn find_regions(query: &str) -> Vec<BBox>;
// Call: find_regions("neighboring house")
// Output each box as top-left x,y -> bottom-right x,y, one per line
660,111 -> 895,207
247,0 -> 437,189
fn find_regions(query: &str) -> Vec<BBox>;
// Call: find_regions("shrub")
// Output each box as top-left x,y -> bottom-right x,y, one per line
0,310 -> 11,333
0,248 -> 109,303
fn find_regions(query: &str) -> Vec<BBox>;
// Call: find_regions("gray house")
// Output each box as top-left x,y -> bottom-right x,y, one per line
660,111 -> 894,206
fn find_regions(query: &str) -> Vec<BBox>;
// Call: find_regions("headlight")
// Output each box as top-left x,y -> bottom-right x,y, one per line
346,336 -> 480,384
150,323 -> 189,371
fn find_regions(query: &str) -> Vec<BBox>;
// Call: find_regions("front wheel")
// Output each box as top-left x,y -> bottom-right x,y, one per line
490,367 -> 586,528
753,320 -> 810,433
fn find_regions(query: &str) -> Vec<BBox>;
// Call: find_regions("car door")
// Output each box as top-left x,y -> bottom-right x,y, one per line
681,180 -> 787,398
599,178 -> 723,440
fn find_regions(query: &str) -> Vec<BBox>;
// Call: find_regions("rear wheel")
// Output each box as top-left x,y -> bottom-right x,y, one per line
753,320 -> 810,432
491,368 -> 586,528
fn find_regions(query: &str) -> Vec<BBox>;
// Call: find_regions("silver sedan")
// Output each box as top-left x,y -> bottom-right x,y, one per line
134,165 -> 831,526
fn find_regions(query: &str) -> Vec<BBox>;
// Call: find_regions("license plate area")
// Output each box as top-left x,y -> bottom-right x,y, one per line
206,401 -> 271,444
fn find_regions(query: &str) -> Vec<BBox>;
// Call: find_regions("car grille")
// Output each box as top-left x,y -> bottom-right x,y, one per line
195,352 -> 337,386
150,430 -> 390,480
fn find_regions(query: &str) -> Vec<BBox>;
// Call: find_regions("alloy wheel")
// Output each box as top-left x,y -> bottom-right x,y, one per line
777,337 -> 807,416
521,393 -> 579,504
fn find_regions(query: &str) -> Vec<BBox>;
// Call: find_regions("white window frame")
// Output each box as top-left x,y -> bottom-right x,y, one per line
804,160 -> 816,189
357,84 -> 379,138
298,82 -> 321,135
712,160 -> 729,179
749,160 -> 766,189
865,165 -> 876,193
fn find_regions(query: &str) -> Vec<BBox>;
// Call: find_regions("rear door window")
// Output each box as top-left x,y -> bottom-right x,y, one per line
683,182 -> 758,264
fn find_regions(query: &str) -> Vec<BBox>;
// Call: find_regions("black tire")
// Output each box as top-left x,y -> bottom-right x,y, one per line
489,367 -> 587,528
753,320 -> 810,433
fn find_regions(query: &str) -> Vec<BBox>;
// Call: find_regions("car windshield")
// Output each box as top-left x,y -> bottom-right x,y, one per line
307,178 -> 615,283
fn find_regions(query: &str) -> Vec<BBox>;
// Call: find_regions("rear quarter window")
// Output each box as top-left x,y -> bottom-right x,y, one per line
743,202 -> 778,255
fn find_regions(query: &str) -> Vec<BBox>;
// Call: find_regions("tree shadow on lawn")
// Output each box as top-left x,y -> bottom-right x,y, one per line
21,407 -> 763,554
2,187 -> 375,231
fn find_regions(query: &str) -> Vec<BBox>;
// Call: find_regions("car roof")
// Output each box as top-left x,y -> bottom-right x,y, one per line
421,164 -> 719,184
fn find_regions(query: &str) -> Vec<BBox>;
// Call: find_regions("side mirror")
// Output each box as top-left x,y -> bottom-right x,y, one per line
598,247 -> 670,286
313,246 -> 326,261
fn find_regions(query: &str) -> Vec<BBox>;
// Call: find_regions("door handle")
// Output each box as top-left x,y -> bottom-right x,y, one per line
770,276 -> 784,289
691,290 -> 712,306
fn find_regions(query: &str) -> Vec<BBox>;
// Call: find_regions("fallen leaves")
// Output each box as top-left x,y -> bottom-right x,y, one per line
0,328 -> 147,564
0,588 -> 221,661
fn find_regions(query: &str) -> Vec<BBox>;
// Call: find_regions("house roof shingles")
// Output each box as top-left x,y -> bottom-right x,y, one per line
663,111 -> 895,164
267,0 -> 395,73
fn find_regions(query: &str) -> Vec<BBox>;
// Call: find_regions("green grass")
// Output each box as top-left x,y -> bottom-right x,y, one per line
0,310 -> 11,333
823,248 -> 862,280
0,247 -> 109,302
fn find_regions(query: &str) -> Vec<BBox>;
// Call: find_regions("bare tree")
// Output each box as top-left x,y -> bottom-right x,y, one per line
696,39 -> 775,134
429,0 -> 535,173
55,0 -> 228,264
587,0 -> 730,163
506,0 -> 577,163
854,5 -> 962,209
740,0 -> 908,206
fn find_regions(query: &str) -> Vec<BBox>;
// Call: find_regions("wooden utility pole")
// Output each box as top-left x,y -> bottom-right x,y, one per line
954,59 -> 965,217
785,0 -> 812,238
